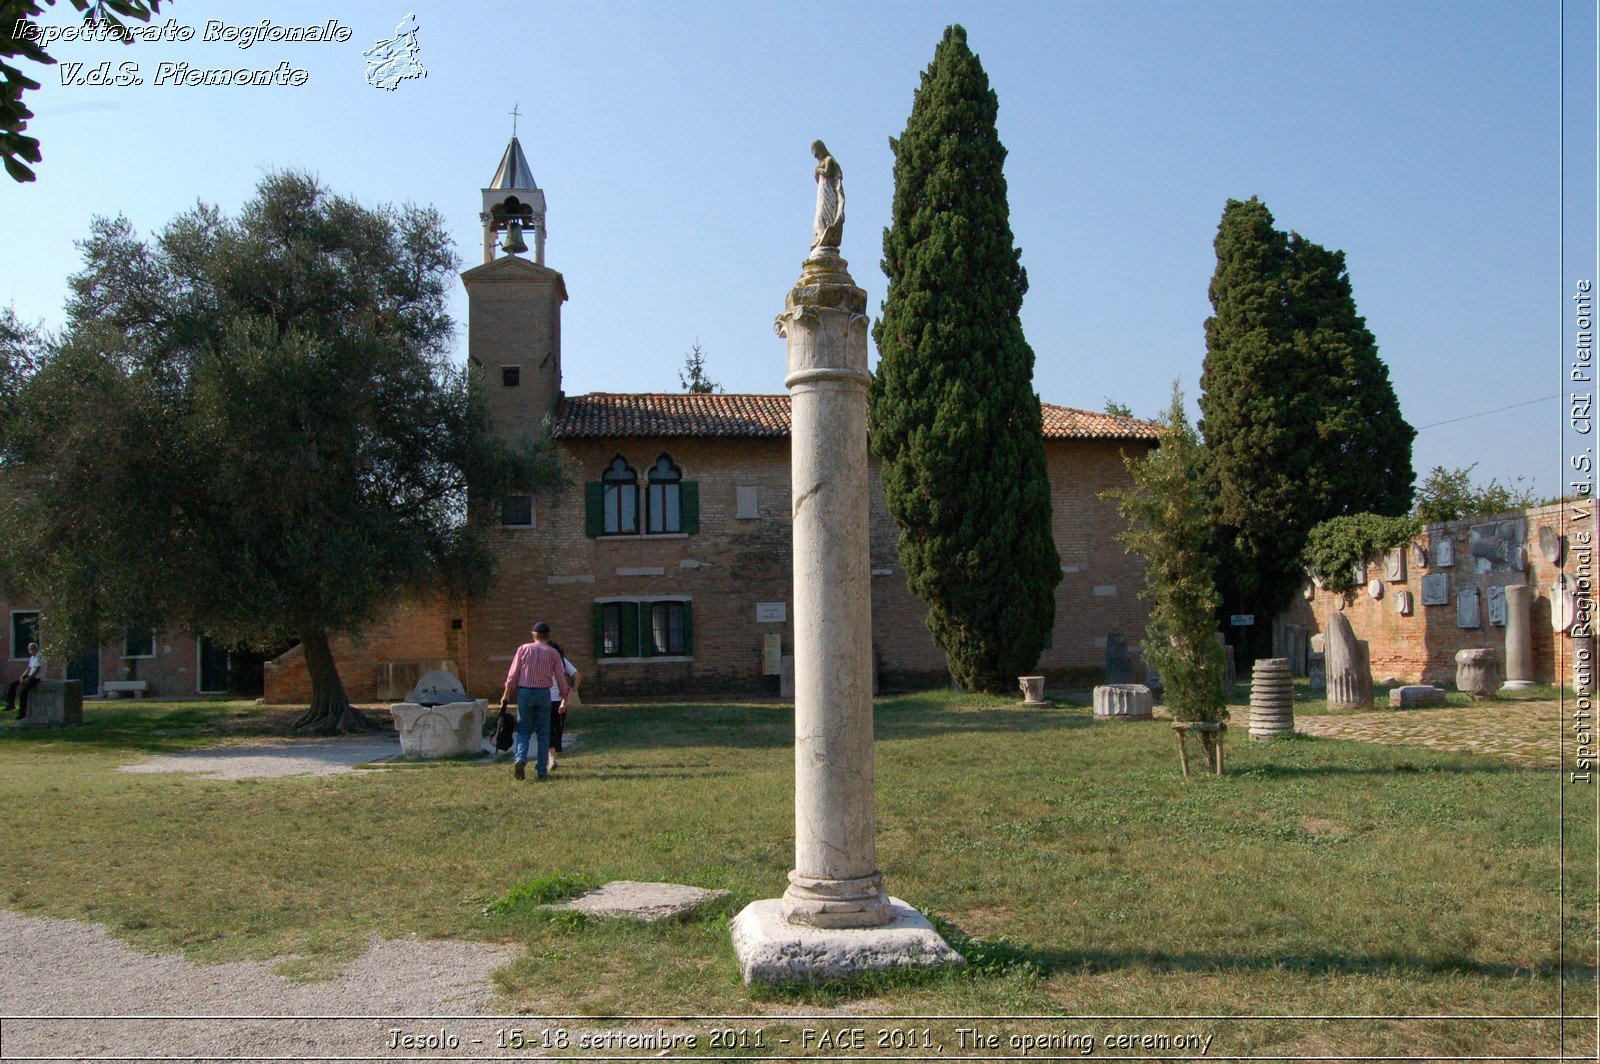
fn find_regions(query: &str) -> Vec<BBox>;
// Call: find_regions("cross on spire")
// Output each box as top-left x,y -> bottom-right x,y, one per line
509,102 -> 520,137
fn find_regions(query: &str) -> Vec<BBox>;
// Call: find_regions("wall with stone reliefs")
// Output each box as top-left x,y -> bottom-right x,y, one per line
1278,499 -> 1595,686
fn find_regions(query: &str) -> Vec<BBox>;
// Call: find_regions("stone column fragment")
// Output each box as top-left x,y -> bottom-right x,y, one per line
1248,658 -> 1295,739
1500,584 -> 1536,691
1325,612 -> 1373,709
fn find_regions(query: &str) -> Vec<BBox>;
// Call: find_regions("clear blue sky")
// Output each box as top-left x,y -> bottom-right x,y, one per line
3,1 -> 1592,501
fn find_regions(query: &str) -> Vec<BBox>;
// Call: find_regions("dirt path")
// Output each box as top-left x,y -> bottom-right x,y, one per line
120,735 -> 403,779
0,909 -> 530,1059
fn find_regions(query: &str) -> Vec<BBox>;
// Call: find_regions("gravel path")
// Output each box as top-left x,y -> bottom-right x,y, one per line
1293,698 -> 1565,767
0,909 -> 531,1059
119,736 -> 403,780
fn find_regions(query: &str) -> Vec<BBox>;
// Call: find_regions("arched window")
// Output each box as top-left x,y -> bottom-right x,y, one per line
601,457 -> 637,535
646,455 -> 683,534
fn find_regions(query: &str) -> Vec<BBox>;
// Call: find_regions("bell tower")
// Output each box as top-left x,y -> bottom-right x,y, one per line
464,130 -> 566,437
480,128 -> 546,265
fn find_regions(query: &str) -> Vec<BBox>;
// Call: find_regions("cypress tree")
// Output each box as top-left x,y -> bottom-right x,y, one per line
1286,235 -> 1415,517
870,25 -> 1060,693
1199,198 -> 1414,659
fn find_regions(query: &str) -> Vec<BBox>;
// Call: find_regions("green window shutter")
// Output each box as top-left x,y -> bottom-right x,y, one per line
639,601 -> 655,658
620,601 -> 640,658
585,483 -> 604,537
681,481 -> 699,534
681,601 -> 692,657
592,602 -> 605,659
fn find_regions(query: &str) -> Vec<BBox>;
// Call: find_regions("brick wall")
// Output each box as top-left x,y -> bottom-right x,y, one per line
262,595 -> 460,703
1280,499 -> 1596,685
272,432 -> 1155,702
465,257 -> 565,438
0,603 -> 213,697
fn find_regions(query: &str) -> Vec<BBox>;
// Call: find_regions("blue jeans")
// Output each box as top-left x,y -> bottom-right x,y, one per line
514,687 -> 552,776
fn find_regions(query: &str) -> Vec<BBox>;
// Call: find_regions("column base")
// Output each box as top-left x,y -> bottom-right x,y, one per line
1499,680 -> 1538,691
730,897 -> 964,985
782,870 -> 893,928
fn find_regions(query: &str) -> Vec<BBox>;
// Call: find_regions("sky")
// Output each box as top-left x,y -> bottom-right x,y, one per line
2,1 -> 1594,503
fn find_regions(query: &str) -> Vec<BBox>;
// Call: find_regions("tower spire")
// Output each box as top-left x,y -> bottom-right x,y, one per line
480,129 -> 546,264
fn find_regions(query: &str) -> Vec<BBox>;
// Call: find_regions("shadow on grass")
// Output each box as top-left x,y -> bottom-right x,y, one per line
1235,759 -> 1529,779
749,912 -> 1594,1003
0,701 -> 316,754
584,697 -> 1091,755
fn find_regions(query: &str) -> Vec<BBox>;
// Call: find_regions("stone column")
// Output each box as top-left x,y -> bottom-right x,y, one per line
729,150 -> 960,985
771,248 -> 891,929
1500,584 -> 1536,691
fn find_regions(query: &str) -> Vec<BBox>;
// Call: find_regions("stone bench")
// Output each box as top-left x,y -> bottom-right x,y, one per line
19,679 -> 83,726
102,680 -> 149,698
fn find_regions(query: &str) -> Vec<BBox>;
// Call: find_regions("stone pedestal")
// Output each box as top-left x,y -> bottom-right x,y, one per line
20,680 -> 83,726
1093,684 -> 1153,719
1248,658 -> 1294,739
732,231 -> 954,981
1019,676 -> 1050,706
1500,584 -> 1536,691
731,898 -> 963,985
1455,649 -> 1502,699
390,700 -> 487,758
1325,613 -> 1372,709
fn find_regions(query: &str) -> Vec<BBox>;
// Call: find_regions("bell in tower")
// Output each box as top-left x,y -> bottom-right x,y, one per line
500,220 -> 529,256
480,123 -> 546,264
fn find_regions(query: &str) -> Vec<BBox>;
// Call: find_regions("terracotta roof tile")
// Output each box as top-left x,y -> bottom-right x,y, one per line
551,393 -> 1159,441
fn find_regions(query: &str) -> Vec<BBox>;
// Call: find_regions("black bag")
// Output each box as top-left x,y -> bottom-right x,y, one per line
492,704 -> 515,752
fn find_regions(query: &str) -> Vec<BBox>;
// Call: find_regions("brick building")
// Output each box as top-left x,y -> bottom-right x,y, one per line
1277,499 -> 1595,686
263,137 -> 1160,702
0,609 -> 229,700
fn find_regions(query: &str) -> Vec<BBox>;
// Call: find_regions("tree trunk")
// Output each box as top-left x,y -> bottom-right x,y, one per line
291,627 -> 374,735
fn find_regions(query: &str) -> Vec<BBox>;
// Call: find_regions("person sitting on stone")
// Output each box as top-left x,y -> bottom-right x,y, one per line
7,642 -> 43,720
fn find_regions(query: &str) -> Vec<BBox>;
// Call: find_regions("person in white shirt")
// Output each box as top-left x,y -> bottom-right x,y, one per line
545,640 -> 580,772
8,642 -> 43,719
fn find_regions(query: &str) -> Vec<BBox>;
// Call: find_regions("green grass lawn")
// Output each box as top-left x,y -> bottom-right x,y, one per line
0,691 -> 1591,1058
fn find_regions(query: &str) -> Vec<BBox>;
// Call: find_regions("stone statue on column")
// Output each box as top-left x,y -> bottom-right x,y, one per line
810,140 -> 845,252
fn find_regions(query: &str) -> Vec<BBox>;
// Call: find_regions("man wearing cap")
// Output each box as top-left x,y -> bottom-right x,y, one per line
499,622 -> 571,780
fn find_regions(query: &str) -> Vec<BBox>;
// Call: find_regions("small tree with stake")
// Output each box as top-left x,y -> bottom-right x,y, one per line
0,171 -> 555,734
1106,382 -> 1227,775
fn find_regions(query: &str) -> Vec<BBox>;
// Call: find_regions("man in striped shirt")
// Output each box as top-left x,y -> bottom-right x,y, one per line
499,621 -> 571,780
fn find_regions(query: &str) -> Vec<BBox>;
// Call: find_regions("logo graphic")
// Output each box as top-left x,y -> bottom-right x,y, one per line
364,13 -> 425,91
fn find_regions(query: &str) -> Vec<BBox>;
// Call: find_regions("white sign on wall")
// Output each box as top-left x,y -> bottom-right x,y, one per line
756,602 -> 787,624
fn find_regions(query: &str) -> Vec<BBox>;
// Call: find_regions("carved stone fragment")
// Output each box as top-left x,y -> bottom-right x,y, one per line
1325,612 -> 1373,709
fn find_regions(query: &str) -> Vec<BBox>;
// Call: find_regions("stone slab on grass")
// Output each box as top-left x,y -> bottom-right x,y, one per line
729,897 -> 964,985
1389,685 -> 1448,709
546,880 -> 728,922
